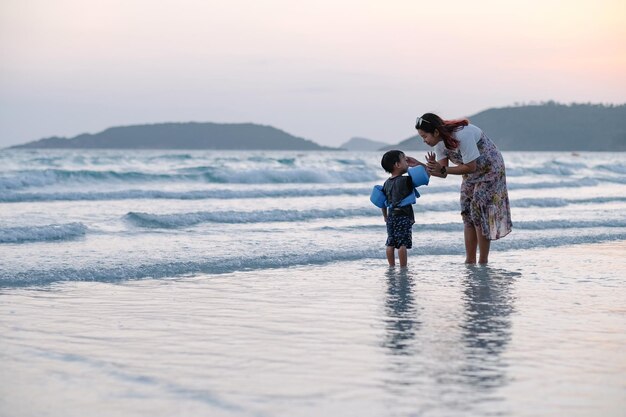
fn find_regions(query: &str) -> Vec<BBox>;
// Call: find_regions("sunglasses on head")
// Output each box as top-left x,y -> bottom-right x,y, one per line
415,117 -> 432,129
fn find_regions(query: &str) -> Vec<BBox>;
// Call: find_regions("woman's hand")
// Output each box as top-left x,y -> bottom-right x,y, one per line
427,161 -> 441,177
427,159 -> 446,178
426,153 -> 448,177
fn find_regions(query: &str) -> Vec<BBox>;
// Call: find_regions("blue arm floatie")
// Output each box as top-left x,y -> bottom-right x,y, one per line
408,165 -> 430,188
370,185 -> 387,208
370,165 -> 430,209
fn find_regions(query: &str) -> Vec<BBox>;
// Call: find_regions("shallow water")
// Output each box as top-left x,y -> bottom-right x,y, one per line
1,151 -> 626,286
1,150 -> 625,416
2,243 -> 625,417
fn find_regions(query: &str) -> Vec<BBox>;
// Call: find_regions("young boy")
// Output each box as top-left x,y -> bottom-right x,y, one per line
380,150 -> 424,267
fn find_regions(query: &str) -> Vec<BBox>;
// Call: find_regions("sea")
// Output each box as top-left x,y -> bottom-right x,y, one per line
1,149 -> 625,417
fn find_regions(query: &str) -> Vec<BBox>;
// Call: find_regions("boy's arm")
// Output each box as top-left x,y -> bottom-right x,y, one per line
406,156 -> 425,167
381,207 -> 388,222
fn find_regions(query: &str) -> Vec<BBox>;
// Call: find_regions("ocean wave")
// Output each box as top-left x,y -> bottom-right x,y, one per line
514,219 -> 626,229
124,208 -> 391,228
2,232 -> 625,288
246,156 -> 297,165
146,153 -> 194,161
206,168 -> 379,184
599,176 -> 626,185
0,167 -> 381,191
0,187 -> 375,202
322,219 -> 626,232
124,201 -> 471,228
3,177 -> 619,203
0,169 -> 175,191
125,195 -> 626,229
595,163 -> 626,174
506,165 -> 576,177
506,177 -> 599,190
513,196 -> 626,208
0,222 -> 87,244
0,248 -> 385,287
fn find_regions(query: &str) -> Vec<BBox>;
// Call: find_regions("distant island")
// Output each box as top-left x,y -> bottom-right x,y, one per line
9,122 -> 337,151
8,102 -> 626,151
340,137 -> 390,151
384,102 -> 626,151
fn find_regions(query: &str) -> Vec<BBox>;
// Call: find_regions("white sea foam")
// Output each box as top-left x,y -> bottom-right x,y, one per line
1,178 -> 610,202
0,166 -> 380,191
2,231 -> 625,287
321,218 -> 626,232
1,150 -> 625,288
123,195 -> 626,229
0,222 -> 87,244
124,208 -> 389,228
3,158 -> 617,192
0,187 -> 376,202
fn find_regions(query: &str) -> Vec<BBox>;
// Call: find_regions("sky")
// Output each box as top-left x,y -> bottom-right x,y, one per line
1,0 -> 625,148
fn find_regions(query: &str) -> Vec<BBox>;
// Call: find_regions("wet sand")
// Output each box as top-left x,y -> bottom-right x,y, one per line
1,241 -> 625,417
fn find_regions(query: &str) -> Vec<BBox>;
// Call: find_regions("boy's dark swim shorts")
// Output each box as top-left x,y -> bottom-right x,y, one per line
385,215 -> 414,249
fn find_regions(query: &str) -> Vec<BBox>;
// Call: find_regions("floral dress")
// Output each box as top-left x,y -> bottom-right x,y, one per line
444,132 -> 512,240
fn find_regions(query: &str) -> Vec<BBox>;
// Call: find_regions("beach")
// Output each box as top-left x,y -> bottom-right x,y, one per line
1,242 -> 625,416
1,150 -> 625,416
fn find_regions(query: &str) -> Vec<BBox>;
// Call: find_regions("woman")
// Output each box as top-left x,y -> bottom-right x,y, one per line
408,113 -> 512,264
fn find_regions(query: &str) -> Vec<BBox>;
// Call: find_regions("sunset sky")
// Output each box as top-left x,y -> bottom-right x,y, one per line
1,0 -> 625,147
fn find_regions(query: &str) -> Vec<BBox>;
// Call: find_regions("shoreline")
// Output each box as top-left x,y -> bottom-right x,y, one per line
1,238 -> 625,417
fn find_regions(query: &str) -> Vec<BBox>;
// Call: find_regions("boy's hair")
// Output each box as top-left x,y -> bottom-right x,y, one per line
381,150 -> 404,173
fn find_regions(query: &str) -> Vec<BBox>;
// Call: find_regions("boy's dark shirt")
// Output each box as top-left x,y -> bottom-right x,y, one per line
383,175 -> 415,220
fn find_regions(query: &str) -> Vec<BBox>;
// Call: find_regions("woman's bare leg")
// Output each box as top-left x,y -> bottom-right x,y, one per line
398,246 -> 407,267
476,226 -> 491,264
464,225 -> 477,264
386,246 -> 395,266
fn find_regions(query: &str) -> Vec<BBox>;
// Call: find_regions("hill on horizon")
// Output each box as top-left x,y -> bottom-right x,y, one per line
340,137 -> 390,151
9,122 -> 336,151
383,102 -> 626,152
8,102 -> 626,152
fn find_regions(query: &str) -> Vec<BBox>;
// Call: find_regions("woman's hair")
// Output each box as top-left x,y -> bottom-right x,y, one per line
415,113 -> 469,149
381,150 -> 404,173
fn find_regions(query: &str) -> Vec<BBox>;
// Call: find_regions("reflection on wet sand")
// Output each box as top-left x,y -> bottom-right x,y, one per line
460,265 -> 518,389
382,268 -> 420,355
380,264 -> 519,407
